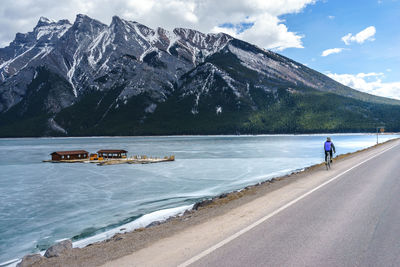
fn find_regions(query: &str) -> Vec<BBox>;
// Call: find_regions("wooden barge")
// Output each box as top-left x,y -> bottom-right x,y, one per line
44,150 -> 174,165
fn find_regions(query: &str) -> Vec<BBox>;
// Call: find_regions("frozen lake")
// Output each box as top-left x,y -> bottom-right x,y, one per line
0,134 -> 398,264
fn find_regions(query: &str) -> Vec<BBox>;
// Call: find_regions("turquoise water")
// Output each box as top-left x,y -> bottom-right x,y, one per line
0,134 -> 398,264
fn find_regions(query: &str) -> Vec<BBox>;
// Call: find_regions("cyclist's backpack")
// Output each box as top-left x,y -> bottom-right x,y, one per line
324,141 -> 332,151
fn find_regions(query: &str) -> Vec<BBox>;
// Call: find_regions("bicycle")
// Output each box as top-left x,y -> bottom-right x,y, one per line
325,151 -> 331,170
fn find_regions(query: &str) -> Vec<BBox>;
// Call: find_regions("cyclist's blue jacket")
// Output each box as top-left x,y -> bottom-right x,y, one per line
324,141 -> 336,152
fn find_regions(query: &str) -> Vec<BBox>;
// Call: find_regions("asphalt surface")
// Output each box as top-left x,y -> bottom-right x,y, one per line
190,142 -> 400,267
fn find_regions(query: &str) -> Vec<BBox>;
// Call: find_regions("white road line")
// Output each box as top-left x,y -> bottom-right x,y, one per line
178,142 -> 399,267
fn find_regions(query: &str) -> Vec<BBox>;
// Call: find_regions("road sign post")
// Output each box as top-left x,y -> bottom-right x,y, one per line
377,126 -> 385,144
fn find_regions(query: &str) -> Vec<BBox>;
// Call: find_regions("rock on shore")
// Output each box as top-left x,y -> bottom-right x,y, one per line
44,240 -> 73,258
17,240 -> 73,267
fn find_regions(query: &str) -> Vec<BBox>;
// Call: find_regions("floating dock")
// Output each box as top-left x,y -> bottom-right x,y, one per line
43,155 -> 175,165
98,156 -> 175,166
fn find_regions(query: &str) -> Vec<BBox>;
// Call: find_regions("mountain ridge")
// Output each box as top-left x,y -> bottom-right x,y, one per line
0,14 -> 399,137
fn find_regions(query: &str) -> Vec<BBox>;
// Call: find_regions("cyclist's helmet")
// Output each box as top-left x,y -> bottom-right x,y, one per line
327,137 -> 331,141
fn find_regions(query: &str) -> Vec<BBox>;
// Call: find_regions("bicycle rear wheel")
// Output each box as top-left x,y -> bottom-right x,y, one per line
326,154 -> 331,170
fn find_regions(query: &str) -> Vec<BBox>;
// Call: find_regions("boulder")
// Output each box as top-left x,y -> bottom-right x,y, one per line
193,199 -> 213,210
17,254 -> 43,267
146,220 -> 163,228
44,240 -> 72,258
111,233 -> 125,241
218,193 -> 228,199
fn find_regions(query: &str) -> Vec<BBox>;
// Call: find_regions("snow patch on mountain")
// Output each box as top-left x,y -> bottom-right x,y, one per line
145,103 -> 157,113
228,44 -> 316,89
67,47 -> 82,97
48,118 -> 68,134
36,23 -> 71,40
88,29 -> 112,68
165,30 -> 180,55
140,47 -> 158,62
34,17 -> 72,41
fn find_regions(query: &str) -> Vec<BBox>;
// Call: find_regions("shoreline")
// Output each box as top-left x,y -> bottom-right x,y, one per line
15,137 -> 399,267
0,132 -> 398,140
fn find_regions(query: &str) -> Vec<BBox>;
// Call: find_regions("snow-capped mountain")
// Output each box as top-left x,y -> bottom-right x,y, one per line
0,14 -> 232,112
0,14 -> 399,136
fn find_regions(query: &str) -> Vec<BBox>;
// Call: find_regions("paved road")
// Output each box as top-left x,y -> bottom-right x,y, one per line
190,142 -> 400,267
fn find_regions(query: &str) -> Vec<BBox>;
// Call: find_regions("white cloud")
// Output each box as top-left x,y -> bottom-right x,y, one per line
321,48 -> 344,57
328,15 -> 335,19
228,13 -> 305,51
356,72 -> 384,78
342,26 -> 376,45
0,0 -> 317,51
327,72 -> 400,100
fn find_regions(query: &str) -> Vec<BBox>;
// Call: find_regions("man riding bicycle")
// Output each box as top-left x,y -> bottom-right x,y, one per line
324,137 -> 336,163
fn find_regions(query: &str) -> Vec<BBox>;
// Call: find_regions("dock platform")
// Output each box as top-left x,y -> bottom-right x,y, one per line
43,155 -> 175,165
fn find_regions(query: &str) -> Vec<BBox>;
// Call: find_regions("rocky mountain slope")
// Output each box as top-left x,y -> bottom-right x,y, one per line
0,15 -> 399,136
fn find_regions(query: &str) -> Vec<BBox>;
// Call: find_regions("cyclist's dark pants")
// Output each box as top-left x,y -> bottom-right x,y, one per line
325,150 -> 333,162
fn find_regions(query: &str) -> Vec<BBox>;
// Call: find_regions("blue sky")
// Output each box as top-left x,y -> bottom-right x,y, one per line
281,0 -> 399,81
0,0 -> 399,99
279,0 -> 400,99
